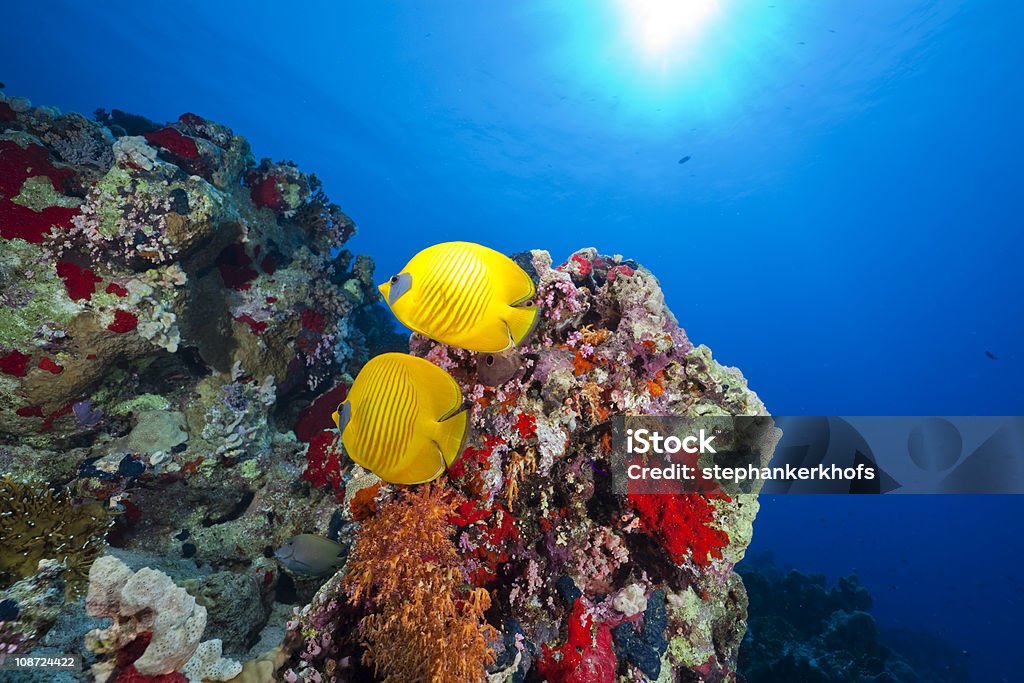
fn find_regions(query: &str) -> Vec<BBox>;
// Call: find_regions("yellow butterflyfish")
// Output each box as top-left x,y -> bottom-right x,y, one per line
331,352 -> 468,485
378,241 -> 539,353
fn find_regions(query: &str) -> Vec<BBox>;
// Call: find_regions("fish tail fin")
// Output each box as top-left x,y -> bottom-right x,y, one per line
437,408 -> 469,468
505,305 -> 540,347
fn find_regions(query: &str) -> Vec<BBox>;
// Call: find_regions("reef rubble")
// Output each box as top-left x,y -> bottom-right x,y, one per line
1,91 -> 775,682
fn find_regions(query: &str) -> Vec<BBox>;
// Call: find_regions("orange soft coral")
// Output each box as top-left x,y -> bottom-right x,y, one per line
343,483 -> 496,682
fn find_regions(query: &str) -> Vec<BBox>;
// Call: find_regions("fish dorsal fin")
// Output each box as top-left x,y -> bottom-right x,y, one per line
491,251 -> 534,307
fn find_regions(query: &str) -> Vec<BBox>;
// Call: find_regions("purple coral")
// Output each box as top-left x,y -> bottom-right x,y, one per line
72,399 -> 104,427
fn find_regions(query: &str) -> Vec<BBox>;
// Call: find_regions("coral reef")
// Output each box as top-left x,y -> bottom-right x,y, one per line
287,247 -> 772,682
0,92 -> 385,446
2,91 -> 774,682
738,555 -> 972,683
0,92 -> 399,680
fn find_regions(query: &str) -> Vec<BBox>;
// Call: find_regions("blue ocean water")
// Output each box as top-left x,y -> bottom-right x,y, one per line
3,1 -> 1022,680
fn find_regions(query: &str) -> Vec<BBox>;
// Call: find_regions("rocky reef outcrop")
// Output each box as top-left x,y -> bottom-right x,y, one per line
738,555 -> 973,683
1,90 -> 774,682
286,248 -> 775,682
0,93 -> 384,447
0,91 -> 401,676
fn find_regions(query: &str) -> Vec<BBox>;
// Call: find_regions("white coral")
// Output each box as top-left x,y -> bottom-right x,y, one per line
112,136 -> 158,171
180,639 -> 242,683
119,567 -> 206,674
612,583 -> 648,617
136,304 -> 180,352
85,556 -> 208,676
85,555 -> 132,617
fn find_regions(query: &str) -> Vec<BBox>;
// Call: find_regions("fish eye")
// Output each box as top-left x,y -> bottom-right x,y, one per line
390,275 -> 399,284
485,355 -> 495,366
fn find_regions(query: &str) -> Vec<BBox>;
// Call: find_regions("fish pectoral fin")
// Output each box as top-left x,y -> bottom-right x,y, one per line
438,403 -> 468,422
501,321 -> 516,352
290,559 -> 314,575
434,443 -> 448,471
405,443 -> 445,482
435,407 -> 469,469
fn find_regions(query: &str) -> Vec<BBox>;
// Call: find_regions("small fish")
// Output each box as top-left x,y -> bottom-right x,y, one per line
379,241 -> 539,353
275,534 -> 344,576
985,351 -> 998,360
333,353 -> 468,484
678,156 -> 691,164
477,350 -> 521,386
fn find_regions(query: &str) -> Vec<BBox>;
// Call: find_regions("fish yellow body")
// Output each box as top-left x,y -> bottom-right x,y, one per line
379,241 -> 538,353
331,353 -> 468,485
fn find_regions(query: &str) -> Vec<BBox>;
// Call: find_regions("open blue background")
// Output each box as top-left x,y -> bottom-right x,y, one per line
4,1 -> 1022,679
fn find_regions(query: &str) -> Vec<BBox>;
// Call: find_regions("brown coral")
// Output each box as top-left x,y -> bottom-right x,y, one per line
0,476 -> 113,598
343,483 -> 496,683
504,447 -> 537,508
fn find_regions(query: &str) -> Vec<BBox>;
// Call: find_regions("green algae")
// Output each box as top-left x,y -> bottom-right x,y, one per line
110,393 -> 170,415
664,588 -> 715,670
11,176 -> 81,211
0,241 -> 80,349
238,458 -> 262,480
